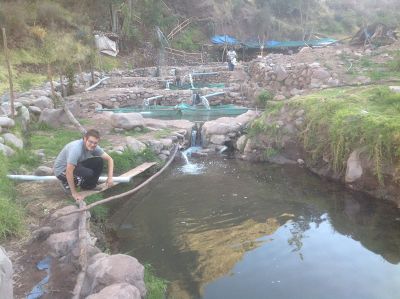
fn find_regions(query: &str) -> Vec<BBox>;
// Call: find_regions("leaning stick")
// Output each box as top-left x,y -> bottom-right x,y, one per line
56,95 -> 87,134
58,144 -> 179,217
71,200 -> 88,299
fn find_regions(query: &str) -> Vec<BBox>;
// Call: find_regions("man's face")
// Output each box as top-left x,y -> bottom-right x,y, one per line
84,136 -> 99,151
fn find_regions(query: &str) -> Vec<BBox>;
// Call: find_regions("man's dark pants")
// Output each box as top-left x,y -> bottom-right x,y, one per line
57,157 -> 103,190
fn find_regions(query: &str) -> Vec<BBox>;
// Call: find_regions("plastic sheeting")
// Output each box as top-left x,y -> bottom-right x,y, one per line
94,34 -> 119,57
211,35 -> 337,49
26,256 -> 51,299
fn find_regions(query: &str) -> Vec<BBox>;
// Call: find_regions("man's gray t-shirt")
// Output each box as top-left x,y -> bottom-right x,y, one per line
53,139 -> 104,176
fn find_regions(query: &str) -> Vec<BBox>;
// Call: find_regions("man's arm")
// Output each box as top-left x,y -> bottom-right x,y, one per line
66,163 -> 84,201
101,152 -> 114,187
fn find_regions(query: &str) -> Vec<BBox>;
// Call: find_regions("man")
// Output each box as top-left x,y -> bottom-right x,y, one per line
226,48 -> 237,71
53,129 -> 114,201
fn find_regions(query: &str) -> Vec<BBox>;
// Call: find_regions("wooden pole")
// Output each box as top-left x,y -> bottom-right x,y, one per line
58,144 -> 179,217
2,28 -> 15,119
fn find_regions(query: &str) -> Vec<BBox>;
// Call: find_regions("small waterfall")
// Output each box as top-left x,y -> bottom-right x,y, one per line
181,151 -> 190,164
191,128 -> 197,147
200,96 -> 210,110
189,74 -> 194,89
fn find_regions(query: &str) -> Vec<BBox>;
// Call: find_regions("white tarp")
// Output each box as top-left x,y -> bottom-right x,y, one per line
94,34 -> 119,57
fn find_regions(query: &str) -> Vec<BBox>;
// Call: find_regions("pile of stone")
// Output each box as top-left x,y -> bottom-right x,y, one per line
109,112 -> 194,160
248,58 -> 340,99
32,205 -> 146,298
201,110 -> 260,151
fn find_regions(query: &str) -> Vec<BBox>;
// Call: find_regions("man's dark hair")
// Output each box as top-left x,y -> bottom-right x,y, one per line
84,129 -> 100,139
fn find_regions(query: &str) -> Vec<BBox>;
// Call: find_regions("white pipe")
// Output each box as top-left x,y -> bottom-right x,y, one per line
7,175 -> 131,183
191,72 -> 218,76
85,76 -> 110,92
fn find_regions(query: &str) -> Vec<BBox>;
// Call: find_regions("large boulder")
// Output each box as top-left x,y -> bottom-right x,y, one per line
32,96 -> 54,110
85,283 -> 141,299
0,143 -> 15,156
34,166 -> 53,176
111,113 -> 144,130
46,230 -> 79,257
125,137 -> 146,152
49,206 -> 81,233
81,254 -> 146,298
345,149 -> 363,183
38,100 -> 81,128
0,117 -> 15,128
0,247 -> 13,299
3,133 -> 23,149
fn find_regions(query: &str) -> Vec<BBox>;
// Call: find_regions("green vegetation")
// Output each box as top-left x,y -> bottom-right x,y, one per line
29,126 -> 82,158
256,90 -> 274,108
153,128 -> 174,139
0,154 -> 24,240
286,86 -> 400,183
109,148 -> 159,174
144,264 -> 168,299
84,193 -> 108,222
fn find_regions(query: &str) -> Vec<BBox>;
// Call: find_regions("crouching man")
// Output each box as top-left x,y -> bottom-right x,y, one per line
53,129 -> 114,201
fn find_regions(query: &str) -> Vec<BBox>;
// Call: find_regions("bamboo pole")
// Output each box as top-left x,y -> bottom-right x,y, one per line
58,145 -> 179,217
2,28 -> 15,119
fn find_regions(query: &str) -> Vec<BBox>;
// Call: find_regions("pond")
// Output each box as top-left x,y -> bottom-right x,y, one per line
111,156 -> 400,299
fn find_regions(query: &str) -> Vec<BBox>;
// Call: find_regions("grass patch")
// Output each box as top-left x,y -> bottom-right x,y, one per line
144,264 -> 168,299
84,193 -> 108,222
285,85 -> 400,184
0,154 -> 24,240
30,127 -> 82,158
153,128 -> 174,139
123,127 -> 151,137
7,149 -> 41,172
109,148 -> 159,175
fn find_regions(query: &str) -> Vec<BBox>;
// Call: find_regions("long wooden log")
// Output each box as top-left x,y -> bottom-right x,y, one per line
72,200 -> 88,299
58,144 -> 179,218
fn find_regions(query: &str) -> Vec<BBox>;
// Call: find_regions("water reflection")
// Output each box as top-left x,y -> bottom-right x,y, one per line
111,158 -> 400,299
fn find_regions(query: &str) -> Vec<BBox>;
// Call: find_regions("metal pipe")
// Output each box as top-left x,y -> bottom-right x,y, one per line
191,72 -> 218,76
85,76 -> 110,92
204,91 -> 225,98
7,175 -> 132,183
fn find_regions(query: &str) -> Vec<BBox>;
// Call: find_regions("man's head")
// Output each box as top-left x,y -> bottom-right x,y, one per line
83,129 -> 100,151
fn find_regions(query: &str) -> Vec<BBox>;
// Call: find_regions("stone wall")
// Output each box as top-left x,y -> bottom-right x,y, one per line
0,247 -> 13,299
248,56 -> 340,99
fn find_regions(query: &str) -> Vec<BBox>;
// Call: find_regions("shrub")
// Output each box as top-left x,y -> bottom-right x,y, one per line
257,90 -> 273,107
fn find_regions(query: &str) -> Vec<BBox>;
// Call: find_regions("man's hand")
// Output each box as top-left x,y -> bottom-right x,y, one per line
106,177 -> 114,188
72,192 -> 84,201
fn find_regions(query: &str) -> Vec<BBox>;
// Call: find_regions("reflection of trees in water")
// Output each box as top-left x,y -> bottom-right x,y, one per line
169,218 -> 280,299
287,213 -> 327,258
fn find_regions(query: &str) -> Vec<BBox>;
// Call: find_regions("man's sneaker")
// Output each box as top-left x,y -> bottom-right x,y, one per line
59,180 -> 71,195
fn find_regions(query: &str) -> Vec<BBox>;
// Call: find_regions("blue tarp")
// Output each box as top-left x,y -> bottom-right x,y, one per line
211,35 -> 337,49
211,35 -> 240,45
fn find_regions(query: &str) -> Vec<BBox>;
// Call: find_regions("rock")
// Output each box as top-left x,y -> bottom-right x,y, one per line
0,143 -> 15,156
46,230 -> 79,257
312,69 -> 331,81
81,254 -> 146,298
34,166 -> 53,176
160,138 -> 173,149
274,65 -> 288,81
297,158 -> 305,165
29,106 -> 42,115
0,117 -> 15,128
389,86 -> 400,93
125,137 -> 146,152
50,206 -> 81,233
309,62 -> 321,68
327,78 -> 340,86
273,94 -> 286,101
86,283 -> 141,299
210,134 -> 229,145
39,101 -> 81,128
33,96 -> 54,110
161,150 -> 170,156
31,90 -> 50,97
111,113 -> 145,130
345,149 -> 363,183
236,135 -> 247,152
18,105 -> 30,124
3,133 -> 23,149
31,226 -> 53,242
0,137 -> 3,144
158,154 -> 168,161
0,246 -> 13,299
146,140 -> 163,154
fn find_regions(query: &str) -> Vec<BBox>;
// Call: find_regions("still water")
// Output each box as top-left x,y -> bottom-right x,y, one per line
111,157 -> 400,299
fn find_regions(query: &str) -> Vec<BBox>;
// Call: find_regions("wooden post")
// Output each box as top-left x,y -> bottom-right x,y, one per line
2,28 -> 15,119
